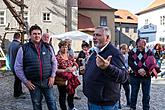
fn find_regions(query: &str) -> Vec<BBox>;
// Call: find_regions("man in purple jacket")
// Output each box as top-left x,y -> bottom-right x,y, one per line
83,26 -> 128,110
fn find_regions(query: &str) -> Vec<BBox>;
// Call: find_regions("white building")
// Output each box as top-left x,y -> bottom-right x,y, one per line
136,0 -> 165,43
0,0 -> 78,52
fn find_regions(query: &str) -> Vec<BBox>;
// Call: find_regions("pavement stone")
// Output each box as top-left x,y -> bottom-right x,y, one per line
0,71 -> 165,110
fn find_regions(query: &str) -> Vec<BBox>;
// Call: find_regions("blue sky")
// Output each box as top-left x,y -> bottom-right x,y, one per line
101,0 -> 155,14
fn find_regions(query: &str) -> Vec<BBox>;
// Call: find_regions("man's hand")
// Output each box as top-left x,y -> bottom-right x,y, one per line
138,68 -> 146,76
96,55 -> 112,69
25,80 -> 35,90
48,77 -> 55,87
79,66 -> 85,75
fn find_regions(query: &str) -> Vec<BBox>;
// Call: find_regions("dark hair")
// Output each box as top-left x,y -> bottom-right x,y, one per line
13,32 -> 21,39
58,40 -> 68,48
29,24 -> 42,35
154,43 -> 162,51
81,42 -> 89,48
136,37 -> 146,45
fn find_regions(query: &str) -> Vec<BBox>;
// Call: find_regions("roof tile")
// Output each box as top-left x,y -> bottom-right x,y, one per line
115,9 -> 138,24
78,0 -> 114,10
136,0 -> 165,15
78,14 -> 95,29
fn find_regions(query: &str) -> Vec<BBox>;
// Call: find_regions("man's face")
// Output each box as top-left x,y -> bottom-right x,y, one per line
137,39 -> 146,50
30,30 -> 42,44
93,28 -> 108,49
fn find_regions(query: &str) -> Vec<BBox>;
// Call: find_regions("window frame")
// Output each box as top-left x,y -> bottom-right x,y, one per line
42,12 -> 51,22
15,10 -> 30,27
0,10 -> 6,26
100,16 -> 107,26
160,15 -> 165,25
125,27 -> 129,33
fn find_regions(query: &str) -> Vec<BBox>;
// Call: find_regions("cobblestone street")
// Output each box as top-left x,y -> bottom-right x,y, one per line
0,71 -> 165,110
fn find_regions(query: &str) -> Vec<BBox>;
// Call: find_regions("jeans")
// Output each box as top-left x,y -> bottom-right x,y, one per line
130,76 -> 151,110
119,79 -> 130,108
88,102 -> 119,110
57,85 -> 74,110
122,79 -> 131,106
29,79 -> 57,110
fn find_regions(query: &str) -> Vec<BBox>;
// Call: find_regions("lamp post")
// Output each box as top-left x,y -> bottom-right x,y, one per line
119,22 -> 121,46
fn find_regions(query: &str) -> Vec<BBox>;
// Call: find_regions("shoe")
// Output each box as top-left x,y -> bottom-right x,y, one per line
126,104 -> 130,107
74,96 -> 81,100
118,105 -> 122,109
14,92 -> 26,99
69,107 -> 78,110
161,73 -> 164,78
14,95 -> 26,99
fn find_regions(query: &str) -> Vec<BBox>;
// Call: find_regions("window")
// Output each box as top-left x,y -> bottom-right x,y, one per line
16,11 -> 29,27
100,16 -> 107,26
0,10 -> 6,26
125,27 -> 129,33
145,19 -> 148,25
160,37 -> 165,42
115,15 -> 122,19
127,16 -> 133,19
43,12 -> 51,22
160,16 -> 165,25
134,27 -> 137,33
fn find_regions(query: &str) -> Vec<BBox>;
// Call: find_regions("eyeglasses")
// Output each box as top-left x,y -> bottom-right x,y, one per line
93,33 -> 102,36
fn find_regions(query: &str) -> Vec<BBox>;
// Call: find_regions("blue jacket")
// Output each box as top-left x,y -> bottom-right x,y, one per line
8,40 -> 22,72
83,43 -> 127,105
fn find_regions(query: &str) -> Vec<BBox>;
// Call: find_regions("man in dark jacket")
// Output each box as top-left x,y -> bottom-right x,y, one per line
14,25 -> 57,110
83,26 -> 128,110
8,32 -> 23,98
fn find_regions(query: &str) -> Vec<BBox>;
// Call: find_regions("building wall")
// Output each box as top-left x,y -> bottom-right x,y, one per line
115,23 -> 138,46
0,0 -> 78,52
79,10 -> 116,42
138,7 -> 165,42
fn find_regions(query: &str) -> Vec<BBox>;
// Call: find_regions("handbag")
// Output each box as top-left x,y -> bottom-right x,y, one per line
54,76 -> 67,86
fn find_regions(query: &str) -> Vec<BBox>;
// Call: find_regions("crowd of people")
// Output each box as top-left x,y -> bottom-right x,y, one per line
7,24 -> 165,110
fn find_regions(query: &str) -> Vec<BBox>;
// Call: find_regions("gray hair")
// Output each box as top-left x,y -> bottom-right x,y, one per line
96,26 -> 111,38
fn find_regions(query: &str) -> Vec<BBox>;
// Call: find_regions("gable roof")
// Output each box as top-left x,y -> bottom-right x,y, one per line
136,0 -> 165,15
115,9 -> 138,24
78,14 -> 95,29
78,0 -> 116,11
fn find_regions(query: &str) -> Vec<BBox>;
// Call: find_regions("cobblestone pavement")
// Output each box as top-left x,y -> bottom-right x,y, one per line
0,71 -> 165,110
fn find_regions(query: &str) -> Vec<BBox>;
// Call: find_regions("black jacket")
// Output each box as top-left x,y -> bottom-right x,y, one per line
83,43 -> 127,105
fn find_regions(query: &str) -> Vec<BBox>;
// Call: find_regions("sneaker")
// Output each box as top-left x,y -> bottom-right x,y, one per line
74,96 -> 81,100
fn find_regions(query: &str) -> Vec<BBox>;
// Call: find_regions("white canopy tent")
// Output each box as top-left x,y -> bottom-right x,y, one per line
146,41 -> 165,46
51,31 -> 93,43
51,31 -> 93,53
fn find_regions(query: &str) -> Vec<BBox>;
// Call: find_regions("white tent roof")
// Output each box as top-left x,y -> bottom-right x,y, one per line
146,41 -> 165,46
51,31 -> 93,43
